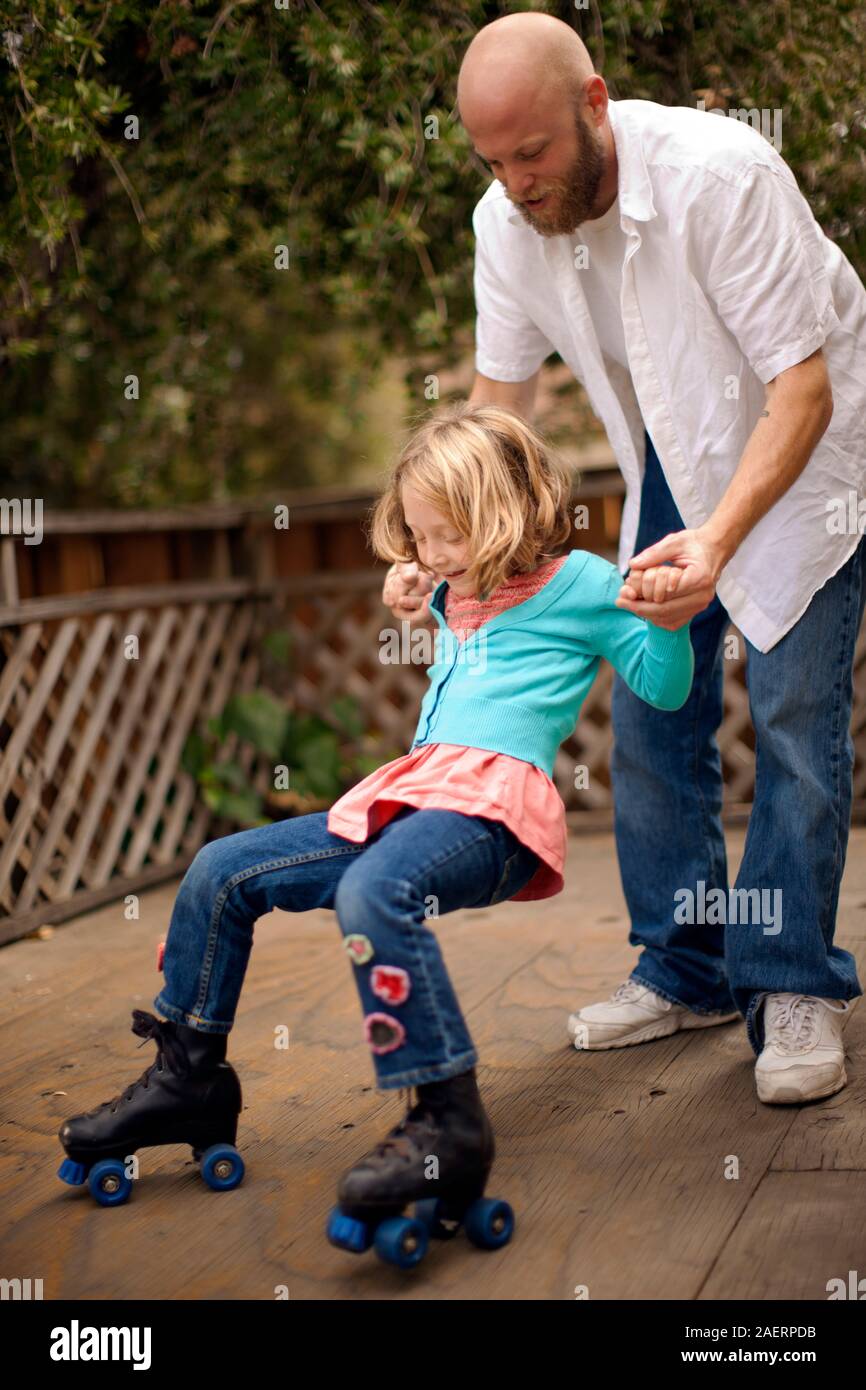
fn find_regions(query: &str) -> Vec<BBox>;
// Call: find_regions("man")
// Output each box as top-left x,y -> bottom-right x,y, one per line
383,12 -> 866,1102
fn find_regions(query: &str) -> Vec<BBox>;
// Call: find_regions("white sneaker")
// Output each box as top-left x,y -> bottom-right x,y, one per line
755,993 -> 849,1104
567,979 -> 740,1050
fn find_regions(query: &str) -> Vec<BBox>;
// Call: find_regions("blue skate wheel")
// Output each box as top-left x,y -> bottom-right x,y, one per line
464,1197 -> 515,1250
57,1158 -> 88,1187
199,1143 -> 245,1191
326,1207 -> 374,1254
373,1216 -> 429,1269
87,1158 -> 133,1207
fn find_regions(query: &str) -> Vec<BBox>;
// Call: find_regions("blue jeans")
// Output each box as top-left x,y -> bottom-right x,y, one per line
611,431 -> 866,1054
154,805 -> 539,1089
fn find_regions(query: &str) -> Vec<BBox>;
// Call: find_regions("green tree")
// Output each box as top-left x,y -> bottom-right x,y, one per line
2,1 -> 863,506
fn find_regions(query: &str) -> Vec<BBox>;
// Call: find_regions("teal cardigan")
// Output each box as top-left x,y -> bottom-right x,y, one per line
410,549 -> 694,779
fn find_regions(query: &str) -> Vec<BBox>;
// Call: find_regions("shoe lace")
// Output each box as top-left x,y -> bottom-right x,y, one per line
610,980 -> 656,1006
767,994 -> 847,1053
367,1087 -> 437,1166
88,1010 -> 186,1115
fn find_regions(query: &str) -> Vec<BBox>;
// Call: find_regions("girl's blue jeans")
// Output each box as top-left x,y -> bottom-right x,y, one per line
154,805 -> 539,1089
612,431 -> 866,1055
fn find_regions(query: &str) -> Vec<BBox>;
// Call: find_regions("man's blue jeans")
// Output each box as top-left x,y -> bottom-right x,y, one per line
611,431 -> 866,1054
154,805 -> 539,1089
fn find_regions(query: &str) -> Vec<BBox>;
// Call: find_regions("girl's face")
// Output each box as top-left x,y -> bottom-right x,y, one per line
401,483 -> 474,595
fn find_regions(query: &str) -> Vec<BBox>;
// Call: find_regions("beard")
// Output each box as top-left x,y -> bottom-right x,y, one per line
506,108 -> 607,237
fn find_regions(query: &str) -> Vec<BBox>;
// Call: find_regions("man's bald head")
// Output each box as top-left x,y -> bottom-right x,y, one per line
457,14 -> 617,237
457,12 -> 595,127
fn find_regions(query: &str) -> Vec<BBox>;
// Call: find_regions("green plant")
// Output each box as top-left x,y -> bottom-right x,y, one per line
181,688 -> 398,828
5,2 -> 863,506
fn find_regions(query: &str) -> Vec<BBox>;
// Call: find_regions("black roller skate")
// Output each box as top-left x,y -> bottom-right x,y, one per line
57,1009 -> 244,1206
326,1068 -> 514,1269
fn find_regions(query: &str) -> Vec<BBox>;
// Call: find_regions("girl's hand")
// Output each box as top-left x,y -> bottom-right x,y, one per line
617,567 -> 692,631
620,564 -> 685,605
382,561 -> 436,626
615,527 -> 722,628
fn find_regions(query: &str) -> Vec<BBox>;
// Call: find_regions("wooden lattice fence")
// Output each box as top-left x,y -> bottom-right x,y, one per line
2,571 -> 866,946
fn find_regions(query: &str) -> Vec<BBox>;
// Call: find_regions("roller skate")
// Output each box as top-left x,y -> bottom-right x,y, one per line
56,1009 -> 244,1206
326,1068 -> 514,1269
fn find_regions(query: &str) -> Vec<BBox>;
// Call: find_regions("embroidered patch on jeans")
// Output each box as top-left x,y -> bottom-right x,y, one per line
343,934 -> 374,966
365,1012 -> 406,1055
156,940 -> 165,972
370,965 -> 411,1006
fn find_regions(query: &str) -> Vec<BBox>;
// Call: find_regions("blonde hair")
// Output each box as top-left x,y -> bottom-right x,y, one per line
368,402 -> 575,600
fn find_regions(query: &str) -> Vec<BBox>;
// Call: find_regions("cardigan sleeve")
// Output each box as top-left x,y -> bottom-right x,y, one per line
577,555 -> 695,710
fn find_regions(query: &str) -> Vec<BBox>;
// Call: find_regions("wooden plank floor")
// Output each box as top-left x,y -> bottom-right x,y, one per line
2,827 -> 865,1301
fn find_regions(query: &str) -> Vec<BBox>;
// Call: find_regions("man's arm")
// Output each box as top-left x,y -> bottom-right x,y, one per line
616,348 -> 834,626
703,348 -> 832,562
469,368 -> 541,421
618,154 -> 839,627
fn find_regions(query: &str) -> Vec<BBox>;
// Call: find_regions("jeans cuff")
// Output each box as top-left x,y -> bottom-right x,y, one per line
373,1049 -> 478,1090
152,991 -> 233,1034
630,969 -> 736,1017
745,991 -> 769,1056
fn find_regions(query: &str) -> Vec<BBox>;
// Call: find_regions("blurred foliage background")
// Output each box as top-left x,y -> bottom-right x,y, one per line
2,0 -> 864,508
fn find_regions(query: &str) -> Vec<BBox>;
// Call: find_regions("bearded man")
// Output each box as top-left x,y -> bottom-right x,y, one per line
383,12 -> 866,1104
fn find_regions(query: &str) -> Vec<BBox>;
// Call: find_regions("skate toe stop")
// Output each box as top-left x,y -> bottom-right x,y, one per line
57,1158 -> 88,1186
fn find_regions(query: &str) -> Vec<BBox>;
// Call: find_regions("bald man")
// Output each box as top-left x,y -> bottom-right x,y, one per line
383,13 -> 866,1103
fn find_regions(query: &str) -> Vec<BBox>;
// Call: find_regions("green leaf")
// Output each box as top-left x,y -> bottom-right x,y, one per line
261,630 -> 293,667
180,730 -> 207,777
202,785 -> 267,826
328,694 -> 364,738
205,761 -> 250,792
221,692 -> 289,760
295,730 -> 343,798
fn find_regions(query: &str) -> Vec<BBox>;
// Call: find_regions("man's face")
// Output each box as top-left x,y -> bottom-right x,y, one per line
469,98 -> 608,238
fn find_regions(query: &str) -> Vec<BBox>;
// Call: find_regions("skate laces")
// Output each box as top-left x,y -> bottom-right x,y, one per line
765,994 -> 847,1054
87,1011 -> 187,1115
368,1088 -> 437,1165
130,1009 -> 190,1073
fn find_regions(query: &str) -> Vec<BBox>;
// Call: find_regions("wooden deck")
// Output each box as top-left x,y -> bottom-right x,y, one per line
2,826 -> 865,1301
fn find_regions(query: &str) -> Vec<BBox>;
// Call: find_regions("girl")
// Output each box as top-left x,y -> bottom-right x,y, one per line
57,403 -> 693,1258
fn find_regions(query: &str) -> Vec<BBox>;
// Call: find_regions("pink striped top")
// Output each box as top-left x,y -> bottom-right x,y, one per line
326,554 -> 569,900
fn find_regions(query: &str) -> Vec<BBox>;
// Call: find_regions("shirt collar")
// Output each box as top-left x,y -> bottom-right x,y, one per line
505,99 -> 656,230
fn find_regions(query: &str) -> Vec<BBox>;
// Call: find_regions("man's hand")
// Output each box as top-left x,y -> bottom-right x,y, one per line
382,561 -> 436,626
615,526 -> 726,629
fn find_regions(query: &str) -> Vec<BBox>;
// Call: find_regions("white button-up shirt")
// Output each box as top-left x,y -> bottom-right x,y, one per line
472,98 -> 866,651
